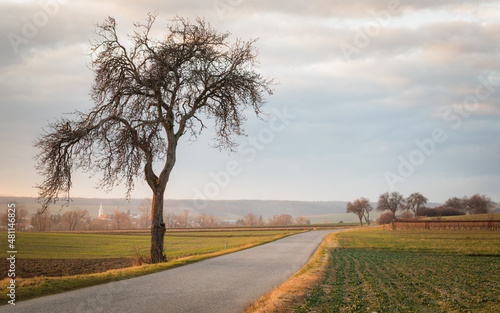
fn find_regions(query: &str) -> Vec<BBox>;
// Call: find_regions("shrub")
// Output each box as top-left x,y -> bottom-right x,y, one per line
400,211 -> 414,219
417,206 -> 465,217
377,212 -> 396,225
131,246 -> 151,266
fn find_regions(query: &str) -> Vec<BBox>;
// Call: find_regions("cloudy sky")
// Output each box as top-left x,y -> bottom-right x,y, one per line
1,0 -> 499,204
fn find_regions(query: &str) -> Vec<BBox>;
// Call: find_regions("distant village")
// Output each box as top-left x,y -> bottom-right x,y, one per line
1,202 -> 311,232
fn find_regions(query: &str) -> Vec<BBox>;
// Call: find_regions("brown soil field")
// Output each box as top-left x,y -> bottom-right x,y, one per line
1,258 -> 132,279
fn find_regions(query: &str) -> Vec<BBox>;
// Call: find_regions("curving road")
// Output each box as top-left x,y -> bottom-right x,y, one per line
3,229 -> 346,313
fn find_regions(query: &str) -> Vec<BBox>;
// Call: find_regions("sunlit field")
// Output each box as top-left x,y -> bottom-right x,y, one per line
296,227 -> 500,313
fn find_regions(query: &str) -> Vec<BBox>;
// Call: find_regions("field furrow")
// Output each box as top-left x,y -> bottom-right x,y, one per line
297,248 -> 500,313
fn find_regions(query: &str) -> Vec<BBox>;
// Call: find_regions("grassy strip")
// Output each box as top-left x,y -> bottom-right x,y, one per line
244,230 -> 350,312
0,232 -> 298,303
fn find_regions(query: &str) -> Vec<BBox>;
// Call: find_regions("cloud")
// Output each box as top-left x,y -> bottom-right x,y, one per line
1,0 -> 499,202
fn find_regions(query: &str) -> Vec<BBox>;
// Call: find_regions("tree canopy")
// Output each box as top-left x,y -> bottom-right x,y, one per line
34,14 -> 274,262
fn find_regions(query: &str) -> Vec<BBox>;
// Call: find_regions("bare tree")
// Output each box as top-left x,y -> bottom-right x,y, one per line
361,198 -> 373,225
61,209 -> 88,231
111,210 -> 132,230
89,218 -> 108,230
405,192 -> 428,215
32,210 -> 52,231
464,194 -> 495,215
176,209 -> 191,228
244,213 -> 259,226
34,14 -> 274,263
346,197 -> 372,226
164,211 -> 177,228
139,198 -> 152,229
195,213 -> 218,227
295,216 -> 310,225
444,197 -> 468,213
258,215 -> 265,226
377,192 -> 405,215
268,214 -> 294,226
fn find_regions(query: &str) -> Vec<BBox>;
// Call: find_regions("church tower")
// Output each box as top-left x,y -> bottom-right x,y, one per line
98,203 -> 104,218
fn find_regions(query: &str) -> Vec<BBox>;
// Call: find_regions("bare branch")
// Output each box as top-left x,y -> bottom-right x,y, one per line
34,14 -> 274,262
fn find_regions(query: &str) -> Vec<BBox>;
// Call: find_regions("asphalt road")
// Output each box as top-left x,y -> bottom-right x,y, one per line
3,229 -> 346,313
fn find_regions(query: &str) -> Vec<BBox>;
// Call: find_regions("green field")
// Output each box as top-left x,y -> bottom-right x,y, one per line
336,228 -> 500,255
296,227 -> 500,312
0,230 -> 299,259
0,229 -> 303,303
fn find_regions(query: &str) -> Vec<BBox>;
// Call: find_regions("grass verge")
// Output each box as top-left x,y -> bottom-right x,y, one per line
0,232 -> 297,303
244,230 -> 351,312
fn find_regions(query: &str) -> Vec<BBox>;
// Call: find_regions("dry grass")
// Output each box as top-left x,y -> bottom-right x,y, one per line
244,231 -> 346,312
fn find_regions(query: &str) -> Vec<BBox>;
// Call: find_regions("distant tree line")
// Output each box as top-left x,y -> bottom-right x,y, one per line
346,192 -> 496,226
0,200 -> 311,232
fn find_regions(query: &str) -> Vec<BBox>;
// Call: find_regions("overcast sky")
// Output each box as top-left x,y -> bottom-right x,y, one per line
1,0 -> 499,204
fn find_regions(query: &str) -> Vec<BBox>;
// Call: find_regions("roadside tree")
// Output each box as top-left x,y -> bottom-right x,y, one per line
377,192 -> 405,215
34,14 -> 274,263
346,197 -> 372,226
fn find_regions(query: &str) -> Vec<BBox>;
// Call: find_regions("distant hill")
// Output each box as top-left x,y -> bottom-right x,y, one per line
0,196 -> 442,220
0,196 -> 349,218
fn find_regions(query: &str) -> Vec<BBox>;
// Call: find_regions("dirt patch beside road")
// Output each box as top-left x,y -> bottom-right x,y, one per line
0,258 -> 132,279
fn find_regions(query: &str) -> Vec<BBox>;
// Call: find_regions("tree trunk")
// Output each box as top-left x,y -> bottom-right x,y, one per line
151,189 -> 166,263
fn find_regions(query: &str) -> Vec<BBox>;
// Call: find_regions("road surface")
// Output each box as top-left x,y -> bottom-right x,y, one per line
3,229 -> 346,313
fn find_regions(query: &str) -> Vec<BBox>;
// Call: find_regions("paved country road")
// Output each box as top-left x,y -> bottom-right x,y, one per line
3,229 -> 347,313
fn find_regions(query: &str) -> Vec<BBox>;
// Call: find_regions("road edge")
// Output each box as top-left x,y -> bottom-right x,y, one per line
243,230 -> 346,312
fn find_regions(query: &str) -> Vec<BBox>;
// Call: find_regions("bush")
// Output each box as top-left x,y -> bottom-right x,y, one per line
131,246 -> 151,266
417,206 -> 465,217
400,211 -> 414,219
377,212 -> 396,225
